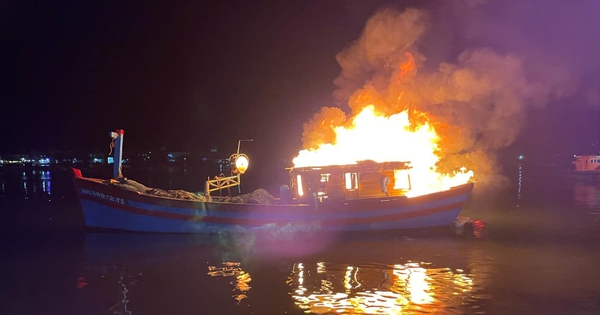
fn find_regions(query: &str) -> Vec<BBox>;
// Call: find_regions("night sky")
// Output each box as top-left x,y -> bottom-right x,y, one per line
3,0 -> 600,165
2,1 -> 378,154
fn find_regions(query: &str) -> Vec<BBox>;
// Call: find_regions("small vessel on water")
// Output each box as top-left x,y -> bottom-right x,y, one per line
70,130 -> 474,233
569,155 -> 600,182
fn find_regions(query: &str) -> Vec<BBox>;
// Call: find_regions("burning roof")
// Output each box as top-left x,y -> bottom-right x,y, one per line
292,160 -> 410,173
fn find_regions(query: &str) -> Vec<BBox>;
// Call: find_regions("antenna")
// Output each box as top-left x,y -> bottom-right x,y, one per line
237,139 -> 254,155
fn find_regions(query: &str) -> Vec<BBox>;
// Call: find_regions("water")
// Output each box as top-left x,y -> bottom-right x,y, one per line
1,163 -> 600,314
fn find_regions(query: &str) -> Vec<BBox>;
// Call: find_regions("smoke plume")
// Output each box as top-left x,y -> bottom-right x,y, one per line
301,1 -> 591,187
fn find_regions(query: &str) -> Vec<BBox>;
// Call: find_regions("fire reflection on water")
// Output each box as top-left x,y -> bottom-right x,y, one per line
517,162 -> 523,205
573,182 -> 600,214
207,262 -> 252,304
287,261 -> 476,314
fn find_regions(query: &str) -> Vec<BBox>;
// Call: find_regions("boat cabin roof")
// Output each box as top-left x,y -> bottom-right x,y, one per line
575,155 -> 600,160
292,160 -> 411,174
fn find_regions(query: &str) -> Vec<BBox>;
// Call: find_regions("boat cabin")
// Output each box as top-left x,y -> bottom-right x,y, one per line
289,160 -> 412,201
573,155 -> 600,172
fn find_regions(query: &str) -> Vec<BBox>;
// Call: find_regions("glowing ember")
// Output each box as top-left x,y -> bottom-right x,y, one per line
293,105 -> 473,197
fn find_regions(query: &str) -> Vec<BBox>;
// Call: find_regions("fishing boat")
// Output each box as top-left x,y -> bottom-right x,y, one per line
70,130 -> 474,233
568,155 -> 600,182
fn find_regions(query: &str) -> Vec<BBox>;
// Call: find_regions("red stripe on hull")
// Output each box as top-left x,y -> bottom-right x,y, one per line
78,193 -> 466,227
323,201 -> 465,227
73,177 -> 473,214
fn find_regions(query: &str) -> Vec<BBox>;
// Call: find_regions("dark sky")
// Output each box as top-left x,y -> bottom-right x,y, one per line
2,0 -> 600,164
1,0 -> 386,155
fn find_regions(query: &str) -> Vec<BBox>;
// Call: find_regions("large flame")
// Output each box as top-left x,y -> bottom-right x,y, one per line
293,48 -> 473,197
293,105 -> 473,197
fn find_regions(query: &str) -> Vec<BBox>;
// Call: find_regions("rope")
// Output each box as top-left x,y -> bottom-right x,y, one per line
109,138 -> 115,156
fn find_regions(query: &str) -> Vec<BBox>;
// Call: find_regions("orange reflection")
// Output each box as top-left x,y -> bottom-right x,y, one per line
208,262 -> 252,304
391,263 -> 434,305
287,261 -> 475,314
573,183 -> 600,213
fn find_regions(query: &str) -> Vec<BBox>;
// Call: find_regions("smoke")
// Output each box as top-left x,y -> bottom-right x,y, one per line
301,1 -> 594,187
301,107 -> 347,150
332,8 -> 429,110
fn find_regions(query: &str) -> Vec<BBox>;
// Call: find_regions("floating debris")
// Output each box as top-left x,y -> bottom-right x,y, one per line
453,216 -> 487,238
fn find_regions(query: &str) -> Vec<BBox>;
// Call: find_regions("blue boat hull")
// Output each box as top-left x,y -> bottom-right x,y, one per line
71,169 -> 474,234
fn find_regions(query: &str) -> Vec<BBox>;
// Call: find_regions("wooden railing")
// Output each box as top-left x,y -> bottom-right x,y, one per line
205,174 -> 241,199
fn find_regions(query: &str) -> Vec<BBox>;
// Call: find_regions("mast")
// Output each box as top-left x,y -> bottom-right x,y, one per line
110,129 -> 124,179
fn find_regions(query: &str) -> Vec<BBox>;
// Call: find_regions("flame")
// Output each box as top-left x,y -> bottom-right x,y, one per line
293,51 -> 473,197
293,105 -> 473,197
397,51 -> 415,81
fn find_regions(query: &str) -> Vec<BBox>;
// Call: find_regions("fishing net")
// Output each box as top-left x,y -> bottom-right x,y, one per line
109,179 -> 275,204
222,189 -> 275,204
110,179 -> 207,201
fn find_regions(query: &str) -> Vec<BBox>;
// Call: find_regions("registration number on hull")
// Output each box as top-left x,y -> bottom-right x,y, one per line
80,188 -> 126,205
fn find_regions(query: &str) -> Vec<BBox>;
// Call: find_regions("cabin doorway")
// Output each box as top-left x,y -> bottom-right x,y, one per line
344,172 -> 359,199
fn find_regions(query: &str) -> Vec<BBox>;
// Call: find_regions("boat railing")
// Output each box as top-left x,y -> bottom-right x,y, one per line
205,174 -> 241,200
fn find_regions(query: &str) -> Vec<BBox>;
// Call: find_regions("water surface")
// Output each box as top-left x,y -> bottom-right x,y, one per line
1,163 -> 599,314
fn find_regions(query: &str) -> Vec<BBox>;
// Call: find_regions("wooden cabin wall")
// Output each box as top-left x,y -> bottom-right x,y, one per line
322,170 -> 401,199
321,171 -> 346,200
299,171 -> 346,200
354,171 -> 403,198
296,167 -> 407,201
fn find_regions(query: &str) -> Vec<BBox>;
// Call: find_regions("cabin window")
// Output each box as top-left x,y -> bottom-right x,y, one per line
393,169 -> 411,191
318,173 -> 330,197
296,174 -> 304,196
344,172 -> 358,190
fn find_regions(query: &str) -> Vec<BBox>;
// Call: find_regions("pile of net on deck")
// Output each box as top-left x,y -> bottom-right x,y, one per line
221,188 -> 275,204
109,179 -> 275,204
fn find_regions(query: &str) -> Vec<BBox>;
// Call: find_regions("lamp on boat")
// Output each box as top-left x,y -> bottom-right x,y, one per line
230,153 -> 250,174
229,139 -> 253,175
